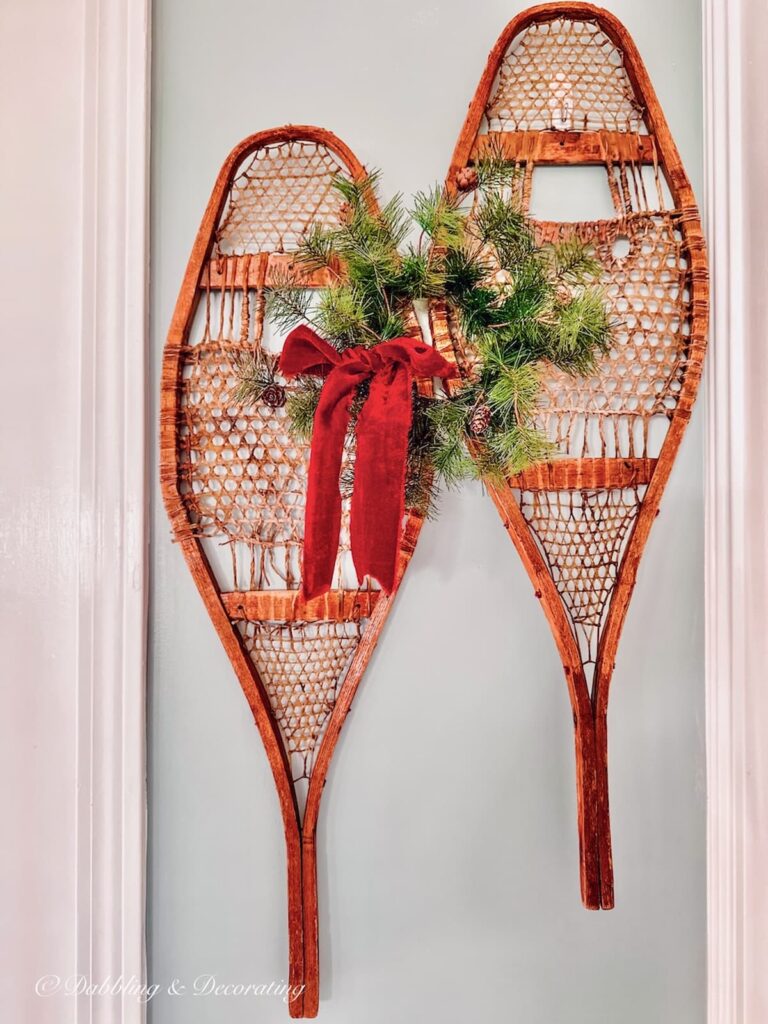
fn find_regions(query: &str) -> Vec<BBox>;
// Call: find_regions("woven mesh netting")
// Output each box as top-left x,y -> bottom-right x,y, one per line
517,214 -> 689,673
518,487 -> 644,674
487,18 -> 644,132
177,138 -> 366,780
532,215 -> 690,460
215,139 -> 348,255
179,338 -> 330,590
473,17 -> 694,677
180,345 -> 302,548
238,620 -> 364,782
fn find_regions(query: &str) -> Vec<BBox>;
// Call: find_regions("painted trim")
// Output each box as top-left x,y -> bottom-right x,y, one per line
75,1 -> 151,1021
704,1 -> 768,1021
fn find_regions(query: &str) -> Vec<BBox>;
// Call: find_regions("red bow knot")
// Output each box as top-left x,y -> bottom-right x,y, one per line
279,324 -> 456,599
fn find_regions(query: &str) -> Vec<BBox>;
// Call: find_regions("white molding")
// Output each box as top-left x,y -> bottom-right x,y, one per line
704,1 -> 768,1022
76,1 -> 151,1021
703,4 -> 743,1024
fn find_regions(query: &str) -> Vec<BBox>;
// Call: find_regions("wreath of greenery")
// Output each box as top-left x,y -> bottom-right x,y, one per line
236,153 -> 612,515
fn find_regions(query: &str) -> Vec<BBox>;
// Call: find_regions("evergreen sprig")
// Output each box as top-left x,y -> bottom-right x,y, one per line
252,162 -> 612,510
285,378 -> 322,440
231,352 -> 280,406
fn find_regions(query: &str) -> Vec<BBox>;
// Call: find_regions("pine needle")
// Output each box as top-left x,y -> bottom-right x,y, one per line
285,378 -> 321,440
231,352 -> 278,407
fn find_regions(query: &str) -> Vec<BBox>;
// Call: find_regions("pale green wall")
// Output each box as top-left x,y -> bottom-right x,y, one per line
149,2 -> 705,1020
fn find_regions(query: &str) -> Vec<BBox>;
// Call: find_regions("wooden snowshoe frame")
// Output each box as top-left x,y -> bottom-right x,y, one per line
160,125 -> 427,1016
433,3 -> 708,909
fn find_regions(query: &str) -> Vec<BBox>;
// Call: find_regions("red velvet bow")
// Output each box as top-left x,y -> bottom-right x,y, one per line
279,324 -> 456,599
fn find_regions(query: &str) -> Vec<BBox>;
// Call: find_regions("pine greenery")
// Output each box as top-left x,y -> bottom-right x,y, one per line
238,159 -> 612,513
231,351 -> 280,406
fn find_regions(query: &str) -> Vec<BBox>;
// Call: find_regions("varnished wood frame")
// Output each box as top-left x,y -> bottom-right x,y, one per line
160,125 -> 425,1017
443,3 -> 708,910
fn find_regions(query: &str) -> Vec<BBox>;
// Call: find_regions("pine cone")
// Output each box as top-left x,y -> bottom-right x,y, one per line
455,166 -> 479,192
261,382 -> 287,409
469,402 -> 492,436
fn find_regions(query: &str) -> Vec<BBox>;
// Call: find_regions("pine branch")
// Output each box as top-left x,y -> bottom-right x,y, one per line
545,289 -> 612,374
331,169 -> 382,209
264,267 -> 319,334
486,363 -> 541,423
284,378 -> 322,440
231,352 -> 279,407
411,187 -> 464,247
426,395 -> 477,487
378,191 -> 411,250
295,223 -> 338,272
487,423 -> 556,475
393,248 -> 446,300
476,137 -> 523,193
316,285 -> 370,347
548,238 -> 603,285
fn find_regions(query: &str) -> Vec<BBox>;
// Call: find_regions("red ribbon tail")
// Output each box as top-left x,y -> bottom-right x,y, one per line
301,365 -> 363,600
350,362 -> 413,593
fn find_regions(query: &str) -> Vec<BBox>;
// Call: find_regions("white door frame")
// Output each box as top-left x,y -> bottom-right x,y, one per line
79,1 -> 765,1020
76,1 -> 150,1022
703,1 -> 768,1021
